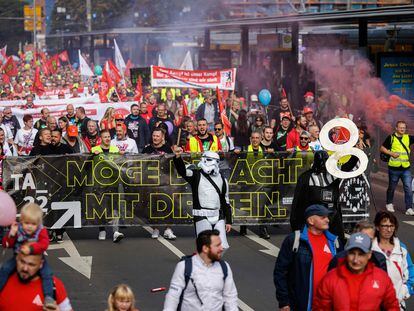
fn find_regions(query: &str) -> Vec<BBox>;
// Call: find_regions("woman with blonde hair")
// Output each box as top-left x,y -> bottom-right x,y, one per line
100,107 -> 116,130
107,284 -> 139,311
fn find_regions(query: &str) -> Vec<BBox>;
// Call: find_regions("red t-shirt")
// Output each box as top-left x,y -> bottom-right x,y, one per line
0,274 -> 72,311
308,230 -> 333,300
342,264 -> 367,310
286,128 -> 300,149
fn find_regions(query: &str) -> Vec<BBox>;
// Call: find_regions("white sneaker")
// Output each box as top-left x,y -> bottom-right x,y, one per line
163,228 -> 177,240
405,208 -> 414,216
113,231 -> 124,243
386,204 -> 395,212
151,228 -> 160,239
98,230 -> 106,241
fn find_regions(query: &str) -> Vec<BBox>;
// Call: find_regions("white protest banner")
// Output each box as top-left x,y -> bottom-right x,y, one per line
0,95 -> 101,108
151,66 -> 237,90
9,100 -> 136,127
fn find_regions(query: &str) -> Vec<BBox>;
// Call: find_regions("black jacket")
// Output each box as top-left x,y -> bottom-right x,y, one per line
124,114 -> 150,152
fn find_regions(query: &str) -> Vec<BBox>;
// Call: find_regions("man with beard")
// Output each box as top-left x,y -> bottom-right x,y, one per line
186,119 -> 222,153
50,129 -> 73,155
271,97 -> 292,130
62,125 -> 89,154
124,103 -> 150,152
286,115 -> 307,151
290,150 -> 357,244
34,108 -> 50,130
111,124 -> 138,154
149,103 -> 174,132
2,107 -> 20,139
163,230 -> 238,311
143,128 -> 176,240
75,107 -> 90,138
82,120 -> 101,152
65,104 -> 76,125
274,113 -> 292,151
0,250 -> 73,311
91,130 -> 124,243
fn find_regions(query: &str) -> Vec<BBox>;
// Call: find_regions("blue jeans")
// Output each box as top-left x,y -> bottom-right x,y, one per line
386,168 -> 413,210
0,255 -> 54,298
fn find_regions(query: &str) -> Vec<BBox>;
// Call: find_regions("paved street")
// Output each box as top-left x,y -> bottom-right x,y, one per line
2,172 -> 414,311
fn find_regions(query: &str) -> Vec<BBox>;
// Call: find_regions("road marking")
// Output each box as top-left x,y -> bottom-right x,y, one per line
48,233 -> 92,279
403,221 -> 414,226
233,227 -> 279,257
142,226 -> 255,311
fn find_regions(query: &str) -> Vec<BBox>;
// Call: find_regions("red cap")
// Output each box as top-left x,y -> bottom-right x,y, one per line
280,112 -> 292,120
67,125 -> 78,137
114,113 -> 124,120
304,91 -> 314,98
303,107 -> 313,114
190,89 -> 199,96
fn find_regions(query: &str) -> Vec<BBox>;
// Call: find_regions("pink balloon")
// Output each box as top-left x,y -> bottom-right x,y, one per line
0,192 -> 17,226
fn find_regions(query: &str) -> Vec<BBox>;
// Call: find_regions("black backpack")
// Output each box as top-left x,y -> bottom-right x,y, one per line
177,255 -> 228,310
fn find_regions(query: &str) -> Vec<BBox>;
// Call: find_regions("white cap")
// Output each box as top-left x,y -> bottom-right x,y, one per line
250,94 -> 258,102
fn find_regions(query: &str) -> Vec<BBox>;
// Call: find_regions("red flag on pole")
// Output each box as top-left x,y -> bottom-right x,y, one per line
134,75 -> 142,102
2,56 -> 18,77
58,50 -> 69,62
33,67 -> 45,96
216,87 -> 232,136
108,60 -> 122,84
181,97 -> 189,117
124,59 -> 132,78
48,54 -> 60,74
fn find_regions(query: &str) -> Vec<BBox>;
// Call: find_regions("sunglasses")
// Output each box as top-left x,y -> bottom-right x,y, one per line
214,128 -> 222,131
300,137 -> 309,140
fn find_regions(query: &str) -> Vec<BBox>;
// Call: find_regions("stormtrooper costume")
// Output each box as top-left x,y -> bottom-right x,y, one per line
173,151 -> 232,250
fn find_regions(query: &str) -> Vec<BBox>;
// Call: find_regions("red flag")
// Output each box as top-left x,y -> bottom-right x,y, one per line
124,59 -> 132,78
48,54 -> 60,74
2,57 -> 18,77
58,50 -> 69,62
101,62 -> 115,89
281,87 -> 287,98
216,87 -> 231,136
181,97 -> 189,117
99,82 -> 109,103
107,60 -> 122,84
0,46 -> 6,58
134,75 -> 142,101
2,74 -> 10,84
33,67 -> 45,96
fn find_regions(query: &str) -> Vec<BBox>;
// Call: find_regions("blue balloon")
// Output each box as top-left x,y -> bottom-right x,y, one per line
72,62 -> 79,69
258,89 -> 271,106
94,65 -> 102,76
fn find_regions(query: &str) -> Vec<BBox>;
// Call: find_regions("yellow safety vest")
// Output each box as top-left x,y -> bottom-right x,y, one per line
91,145 -> 119,154
188,135 -> 221,153
388,134 -> 410,168
246,144 -> 264,164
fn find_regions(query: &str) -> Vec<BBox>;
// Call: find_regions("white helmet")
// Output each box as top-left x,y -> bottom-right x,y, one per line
198,151 -> 220,175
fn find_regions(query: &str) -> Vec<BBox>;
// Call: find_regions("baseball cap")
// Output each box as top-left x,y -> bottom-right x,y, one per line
250,94 -> 258,102
114,113 -> 124,120
345,233 -> 371,253
304,91 -> 314,98
280,112 -> 292,121
303,107 -> 313,114
67,125 -> 78,137
304,204 -> 332,219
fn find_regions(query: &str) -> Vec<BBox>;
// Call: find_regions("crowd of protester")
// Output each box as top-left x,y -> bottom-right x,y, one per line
1,53 -> 414,310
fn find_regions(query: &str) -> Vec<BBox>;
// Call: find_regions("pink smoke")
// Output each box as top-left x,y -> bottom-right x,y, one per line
304,49 -> 412,132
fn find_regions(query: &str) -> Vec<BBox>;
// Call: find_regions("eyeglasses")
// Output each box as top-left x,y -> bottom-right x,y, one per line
300,137 -> 309,141
255,120 -> 263,123
214,128 -> 222,131
380,224 -> 395,229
